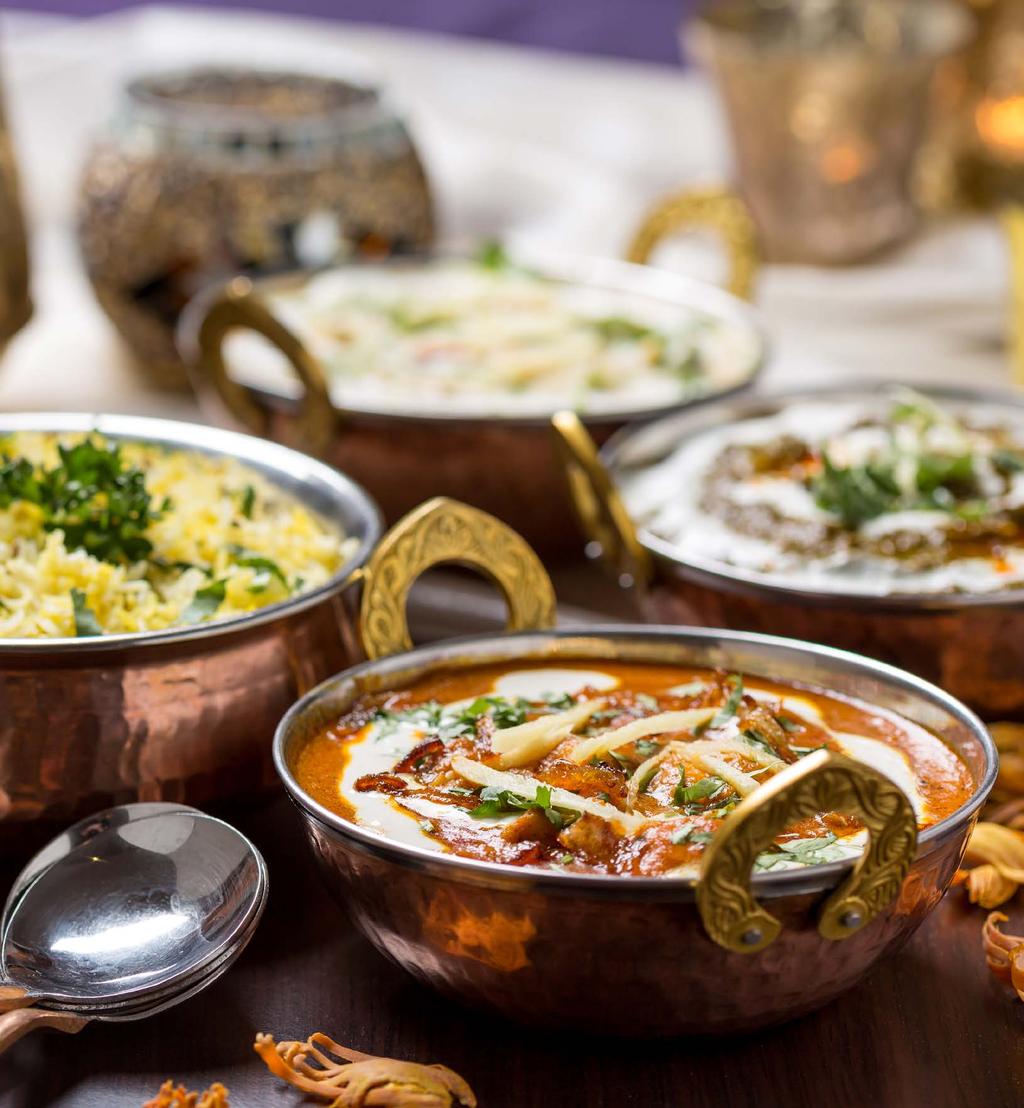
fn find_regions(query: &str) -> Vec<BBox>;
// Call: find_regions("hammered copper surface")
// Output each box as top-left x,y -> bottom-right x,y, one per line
0,580 -> 360,850
263,406 -> 619,559
78,68 -> 432,390
302,813 -> 967,1036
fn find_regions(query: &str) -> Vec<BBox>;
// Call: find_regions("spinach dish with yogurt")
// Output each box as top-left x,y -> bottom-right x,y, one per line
622,390 -> 1024,595
293,660 -> 971,877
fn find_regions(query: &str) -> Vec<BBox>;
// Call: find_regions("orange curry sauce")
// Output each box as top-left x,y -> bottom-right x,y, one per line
293,661 -> 974,877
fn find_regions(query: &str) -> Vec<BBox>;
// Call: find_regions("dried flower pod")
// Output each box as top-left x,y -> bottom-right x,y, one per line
983,911 -> 1024,999
254,1031 -> 477,1108
143,1080 -> 230,1108
959,862 -> 1020,908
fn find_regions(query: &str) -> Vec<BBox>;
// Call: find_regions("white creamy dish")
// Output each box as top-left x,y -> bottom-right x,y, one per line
621,389 -> 1024,596
226,250 -> 760,417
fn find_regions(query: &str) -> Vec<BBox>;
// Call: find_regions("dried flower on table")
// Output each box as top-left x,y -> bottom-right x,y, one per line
143,1080 -> 229,1108
955,822 -> 1024,907
983,911 -> 1024,999
254,1030 -> 477,1107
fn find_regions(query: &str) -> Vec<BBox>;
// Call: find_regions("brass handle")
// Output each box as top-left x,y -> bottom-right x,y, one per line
626,186 -> 760,301
359,497 -> 557,660
550,410 -> 651,589
697,749 -> 918,954
190,276 -> 335,455
0,1006 -> 87,1053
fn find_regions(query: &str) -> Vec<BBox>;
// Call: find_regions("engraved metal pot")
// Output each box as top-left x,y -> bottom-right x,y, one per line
274,548 -> 994,1034
77,67 -> 433,391
552,383 -> 1024,723
178,245 -> 765,560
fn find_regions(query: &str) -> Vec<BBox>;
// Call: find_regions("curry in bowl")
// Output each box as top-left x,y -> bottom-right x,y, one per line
293,659 -> 972,878
0,431 -> 355,638
622,387 -> 1024,597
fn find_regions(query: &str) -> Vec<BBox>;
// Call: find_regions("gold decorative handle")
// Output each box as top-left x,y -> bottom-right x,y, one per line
626,186 -> 760,301
697,749 -> 918,954
0,1006 -> 87,1053
189,276 -> 335,455
550,411 -> 651,589
359,497 -> 557,660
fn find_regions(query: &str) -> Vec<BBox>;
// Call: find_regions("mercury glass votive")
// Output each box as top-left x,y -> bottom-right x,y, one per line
688,0 -> 973,264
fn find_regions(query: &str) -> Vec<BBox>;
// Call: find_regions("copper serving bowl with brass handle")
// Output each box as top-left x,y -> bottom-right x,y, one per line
0,412 -> 548,850
552,384 -> 1024,723
178,241 -> 765,561
273,518 -> 993,1035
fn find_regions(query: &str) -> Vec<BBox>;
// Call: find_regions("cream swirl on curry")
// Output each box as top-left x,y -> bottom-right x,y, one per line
621,389 -> 1024,596
293,661 -> 972,877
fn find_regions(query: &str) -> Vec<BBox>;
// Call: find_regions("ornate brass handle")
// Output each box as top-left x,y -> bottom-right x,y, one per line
550,410 -> 651,589
359,497 -> 557,660
627,186 -> 760,302
190,276 -> 335,455
697,749 -> 918,954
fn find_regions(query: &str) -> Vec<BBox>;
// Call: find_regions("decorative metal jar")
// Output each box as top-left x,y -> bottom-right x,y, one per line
77,67 -> 433,390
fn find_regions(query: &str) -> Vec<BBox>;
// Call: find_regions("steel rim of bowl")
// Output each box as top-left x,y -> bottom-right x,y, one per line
0,412 -> 383,652
604,379 -> 1024,611
273,623 -> 996,901
186,243 -> 769,429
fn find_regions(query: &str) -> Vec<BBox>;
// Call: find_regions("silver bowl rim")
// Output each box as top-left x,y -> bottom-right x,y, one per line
0,412 -> 383,652
604,380 -> 1024,611
273,623 -> 996,901
179,242 -> 768,429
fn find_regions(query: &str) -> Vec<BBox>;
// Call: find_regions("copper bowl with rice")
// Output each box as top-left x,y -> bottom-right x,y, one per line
0,413 -> 550,844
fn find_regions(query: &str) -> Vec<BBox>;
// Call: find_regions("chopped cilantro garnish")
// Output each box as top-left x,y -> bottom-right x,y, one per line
674,773 -> 728,808
240,484 -> 256,518
0,437 -> 159,563
476,239 -> 509,270
70,589 -> 102,637
469,783 -> 577,828
708,676 -> 744,729
181,580 -> 227,625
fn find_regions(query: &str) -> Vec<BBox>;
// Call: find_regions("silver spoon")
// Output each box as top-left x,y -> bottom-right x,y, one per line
0,803 -> 267,1049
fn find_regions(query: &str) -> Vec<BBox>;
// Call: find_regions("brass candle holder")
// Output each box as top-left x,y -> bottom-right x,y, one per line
632,0 -> 973,268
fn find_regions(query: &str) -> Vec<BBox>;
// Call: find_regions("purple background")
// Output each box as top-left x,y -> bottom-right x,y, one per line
3,0 -> 697,64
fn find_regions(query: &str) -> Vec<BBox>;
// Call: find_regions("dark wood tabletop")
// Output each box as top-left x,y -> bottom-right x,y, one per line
3,570 -> 1024,1108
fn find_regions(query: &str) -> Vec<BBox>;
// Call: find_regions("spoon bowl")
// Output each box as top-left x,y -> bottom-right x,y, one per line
1,805 -> 266,1010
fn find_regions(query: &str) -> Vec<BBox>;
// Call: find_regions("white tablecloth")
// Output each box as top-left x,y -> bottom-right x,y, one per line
0,4 -> 1013,418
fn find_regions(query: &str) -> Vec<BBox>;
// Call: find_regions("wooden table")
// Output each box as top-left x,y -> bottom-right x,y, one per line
3,573 -> 1024,1107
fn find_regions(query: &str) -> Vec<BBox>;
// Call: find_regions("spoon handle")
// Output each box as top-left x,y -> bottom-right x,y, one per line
0,986 -> 35,1013
0,1006 -> 87,1052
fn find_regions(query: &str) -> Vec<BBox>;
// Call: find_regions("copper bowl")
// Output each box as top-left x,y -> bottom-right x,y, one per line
0,413 -> 388,840
0,415 -> 553,841
177,244 -> 766,560
553,384 -> 1024,723
273,550 -> 994,1034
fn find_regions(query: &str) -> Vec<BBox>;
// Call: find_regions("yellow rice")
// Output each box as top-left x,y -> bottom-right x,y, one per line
0,433 -> 356,638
